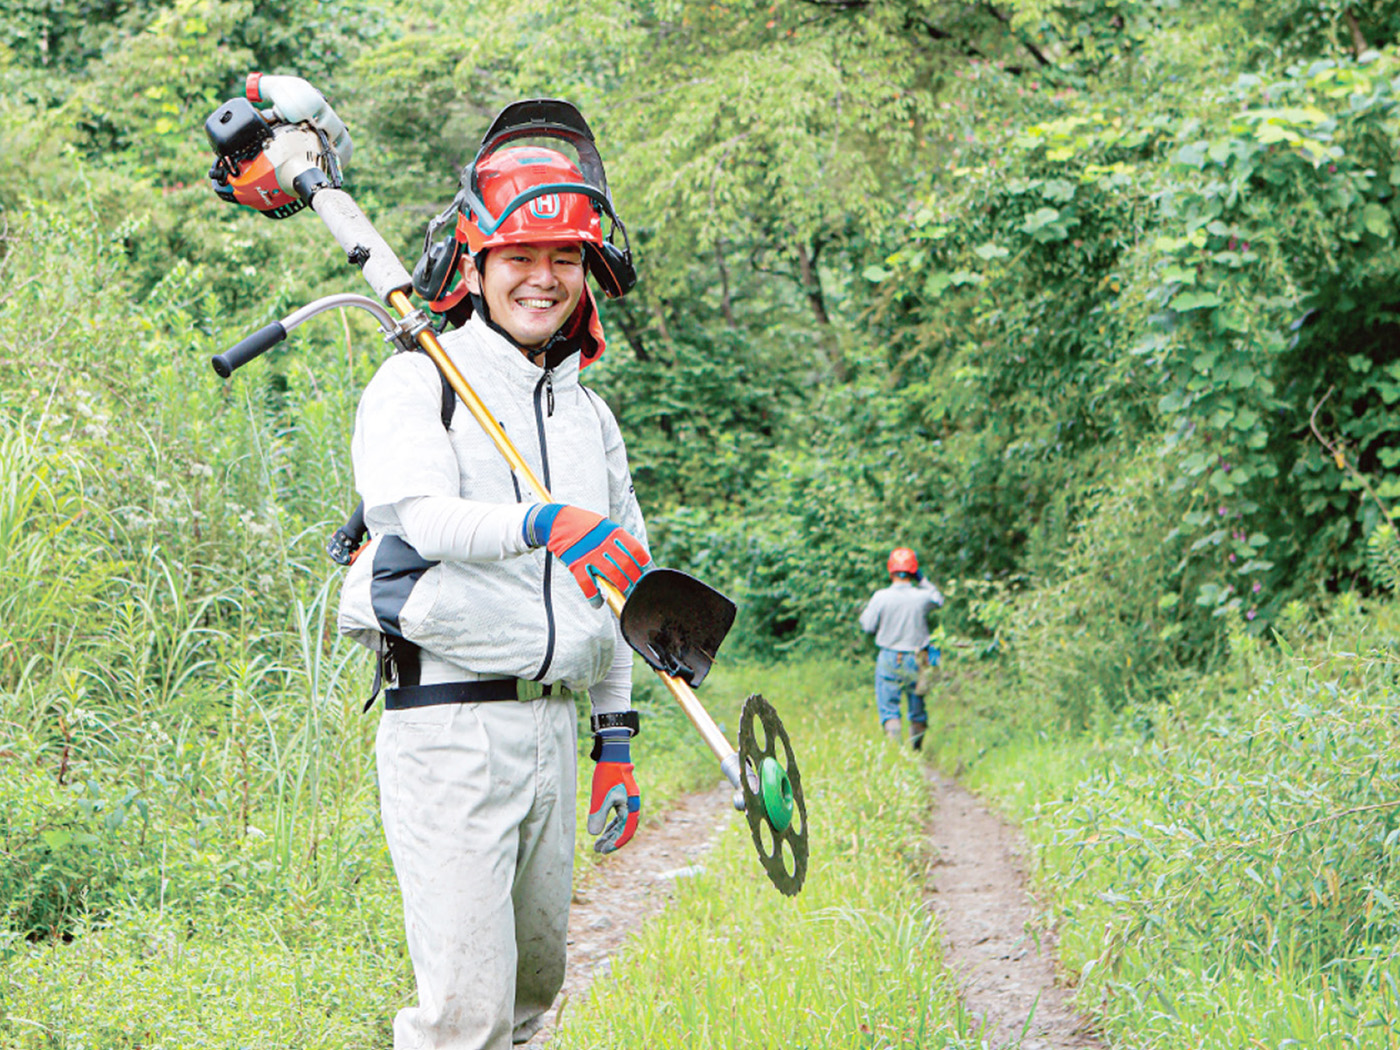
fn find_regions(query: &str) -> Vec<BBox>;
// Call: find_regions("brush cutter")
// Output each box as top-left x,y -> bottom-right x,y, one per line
203,75 -> 808,896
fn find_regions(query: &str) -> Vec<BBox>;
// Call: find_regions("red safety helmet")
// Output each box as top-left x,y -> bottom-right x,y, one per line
458,146 -> 602,254
887,548 -> 919,575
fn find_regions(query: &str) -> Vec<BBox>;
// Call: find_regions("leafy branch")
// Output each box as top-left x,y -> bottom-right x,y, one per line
1308,385 -> 1398,534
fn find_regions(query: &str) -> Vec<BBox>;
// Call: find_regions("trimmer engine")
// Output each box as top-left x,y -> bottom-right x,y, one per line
205,74 -> 351,220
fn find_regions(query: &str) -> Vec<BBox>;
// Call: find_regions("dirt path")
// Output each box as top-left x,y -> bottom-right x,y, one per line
524,781 -> 734,1047
525,767 -> 1099,1049
924,770 -> 1101,1049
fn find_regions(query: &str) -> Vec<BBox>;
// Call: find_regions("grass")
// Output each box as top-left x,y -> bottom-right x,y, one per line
921,605 -> 1400,1050
2,894 -> 406,1049
550,659 -> 974,1050
0,210 -> 1042,1048
0,375 -> 959,1045
0,655 -> 967,1049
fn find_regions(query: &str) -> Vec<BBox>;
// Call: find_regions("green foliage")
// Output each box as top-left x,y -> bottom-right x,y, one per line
0,416 -> 107,691
586,318 -> 798,516
935,597 -> 1400,1049
1246,0 -> 1400,62
856,46 -> 1400,664
1057,620 -> 1400,1046
0,748 -> 142,938
1367,520 -> 1400,591
12,0 -> 1400,1040
1006,454 -> 1200,725
0,890 -> 404,1047
1142,57 -> 1400,614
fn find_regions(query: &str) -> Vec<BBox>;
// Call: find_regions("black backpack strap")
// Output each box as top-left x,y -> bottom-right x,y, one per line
405,344 -> 457,431
363,653 -> 385,713
440,366 -> 455,430
363,635 -> 424,712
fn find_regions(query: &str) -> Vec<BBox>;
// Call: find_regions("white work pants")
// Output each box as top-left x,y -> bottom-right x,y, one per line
377,697 -> 578,1050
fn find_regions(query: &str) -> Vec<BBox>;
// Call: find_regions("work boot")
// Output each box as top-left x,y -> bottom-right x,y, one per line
910,720 -> 927,751
882,718 -> 902,742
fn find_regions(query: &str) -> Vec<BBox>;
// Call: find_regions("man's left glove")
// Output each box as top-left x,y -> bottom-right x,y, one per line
588,728 -> 640,853
524,503 -> 651,607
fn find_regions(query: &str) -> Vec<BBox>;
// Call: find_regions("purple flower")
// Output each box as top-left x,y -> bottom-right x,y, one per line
1247,608 -> 1257,620
1229,553 -> 1237,563
1218,506 -> 1229,516
1253,581 -> 1262,593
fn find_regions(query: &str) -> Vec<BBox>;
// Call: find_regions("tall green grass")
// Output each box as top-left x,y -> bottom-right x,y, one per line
930,601 -> 1400,1049
0,657 -> 963,1049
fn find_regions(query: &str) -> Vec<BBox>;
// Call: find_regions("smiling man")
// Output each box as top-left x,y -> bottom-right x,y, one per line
469,241 -> 585,346
338,109 -> 649,1050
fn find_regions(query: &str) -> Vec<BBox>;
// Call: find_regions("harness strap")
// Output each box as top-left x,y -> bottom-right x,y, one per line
385,679 -> 562,710
387,634 -> 421,685
364,636 -> 424,712
439,365 -> 456,429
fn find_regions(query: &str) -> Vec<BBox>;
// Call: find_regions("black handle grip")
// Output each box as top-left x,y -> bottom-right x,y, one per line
343,500 -> 366,540
212,321 -> 287,378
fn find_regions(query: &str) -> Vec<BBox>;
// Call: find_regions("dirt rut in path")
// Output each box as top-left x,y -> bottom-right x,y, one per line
925,771 -> 1101,1050
524,781 -> 734,1047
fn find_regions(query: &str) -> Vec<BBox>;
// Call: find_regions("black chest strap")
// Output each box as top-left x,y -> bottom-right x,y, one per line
430,352 -> 456,430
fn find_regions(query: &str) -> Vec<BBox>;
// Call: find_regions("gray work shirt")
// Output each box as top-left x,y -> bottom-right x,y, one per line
859,579 -> 944,651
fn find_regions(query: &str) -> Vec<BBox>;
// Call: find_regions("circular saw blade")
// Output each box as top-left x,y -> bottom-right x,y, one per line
738,693 -> 808,896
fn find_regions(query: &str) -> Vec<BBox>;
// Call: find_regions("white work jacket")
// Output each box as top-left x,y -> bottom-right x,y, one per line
337,313 -> 648,692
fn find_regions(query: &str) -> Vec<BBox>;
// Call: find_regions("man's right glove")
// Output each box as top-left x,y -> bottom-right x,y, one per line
588,728 -> 641,853
524,503 -> 651,607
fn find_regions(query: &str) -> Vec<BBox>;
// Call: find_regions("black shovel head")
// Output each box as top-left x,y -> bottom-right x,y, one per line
620,569 -> 736,687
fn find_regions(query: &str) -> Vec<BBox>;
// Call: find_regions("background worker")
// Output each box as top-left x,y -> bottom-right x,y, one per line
337,110 -> 649,1050
859,547 -> 944,750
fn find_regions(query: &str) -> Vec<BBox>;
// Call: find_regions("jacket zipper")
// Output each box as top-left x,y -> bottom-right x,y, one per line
531,369 -> 556,681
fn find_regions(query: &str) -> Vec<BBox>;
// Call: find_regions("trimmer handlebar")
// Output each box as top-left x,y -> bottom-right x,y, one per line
212,321 -> 287,377
211,293 -> 406,381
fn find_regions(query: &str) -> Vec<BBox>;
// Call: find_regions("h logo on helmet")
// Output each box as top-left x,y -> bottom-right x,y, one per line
528,194 -> 561,220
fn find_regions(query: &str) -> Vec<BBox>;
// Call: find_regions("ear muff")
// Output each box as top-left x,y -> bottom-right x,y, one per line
588,240 -> 637,299
412,236 -> 466,302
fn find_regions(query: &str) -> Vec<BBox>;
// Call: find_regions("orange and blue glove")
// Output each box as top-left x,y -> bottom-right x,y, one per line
524,503 -> 651,607
588,729 -> 640,853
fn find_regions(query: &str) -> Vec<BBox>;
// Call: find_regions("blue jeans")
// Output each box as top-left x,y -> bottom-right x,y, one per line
875,648 -> 926,725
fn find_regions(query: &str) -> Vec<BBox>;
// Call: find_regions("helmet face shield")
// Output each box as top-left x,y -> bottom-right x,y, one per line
410,97 -> 637,353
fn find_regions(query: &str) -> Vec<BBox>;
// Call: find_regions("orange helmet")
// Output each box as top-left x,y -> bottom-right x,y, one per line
887,548 -> 919,575
459,146 -> 603,253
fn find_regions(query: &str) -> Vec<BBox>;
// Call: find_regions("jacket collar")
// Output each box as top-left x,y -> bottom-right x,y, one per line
463,313 -> 581,392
